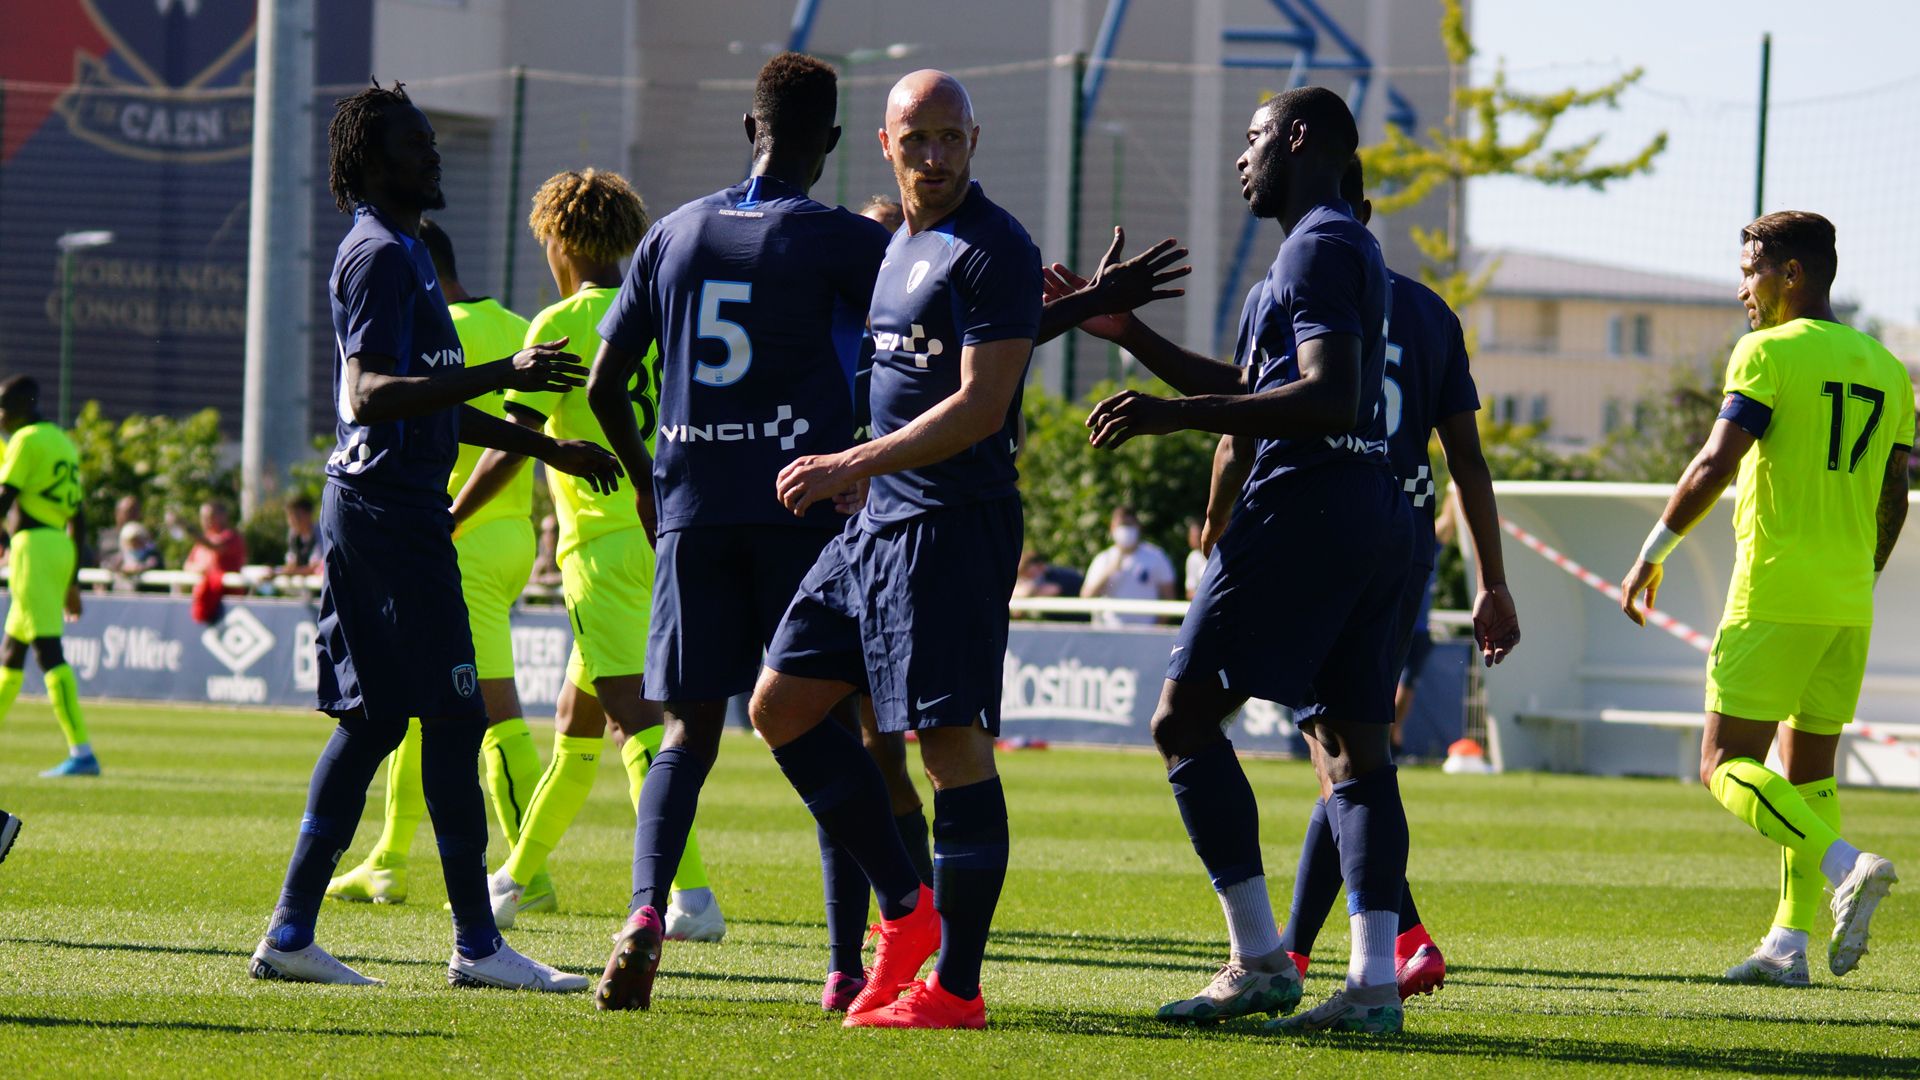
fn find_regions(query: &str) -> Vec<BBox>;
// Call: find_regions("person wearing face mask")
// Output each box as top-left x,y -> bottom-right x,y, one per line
1082,506 -> 1177,626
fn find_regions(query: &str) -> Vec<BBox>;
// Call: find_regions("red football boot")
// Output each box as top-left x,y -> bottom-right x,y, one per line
843,884 -> 940,1019
1395,925 -> 1445,1000
1287,951 -> 1310,978
844,972 -> 987,1029
821,971 -> 867,1012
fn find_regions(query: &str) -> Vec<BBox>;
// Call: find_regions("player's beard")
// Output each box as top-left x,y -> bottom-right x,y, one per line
1244,163 -> 1286,220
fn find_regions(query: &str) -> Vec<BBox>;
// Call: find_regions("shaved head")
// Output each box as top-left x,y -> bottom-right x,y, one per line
885,69 -> 974,129
879,69 -> 980,230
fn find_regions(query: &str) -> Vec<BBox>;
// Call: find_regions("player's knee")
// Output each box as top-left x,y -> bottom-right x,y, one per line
0,637 -> 28,670
30,637 -> 64,670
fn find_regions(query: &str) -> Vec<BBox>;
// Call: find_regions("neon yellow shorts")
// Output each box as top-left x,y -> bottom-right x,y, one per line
4,528 -> 75,642
1705,618 -> 1870,736
454,516 -> 536,681
560,526 -> 655,688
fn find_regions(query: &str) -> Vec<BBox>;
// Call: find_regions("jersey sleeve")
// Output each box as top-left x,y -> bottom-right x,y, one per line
597,230 -> 660,356
1895,379 -> 1916,453
334,239 -> 416,363
1275,230 -> 1366,347
504,308 -> 563,422
0,430 -> 32,490
953,235 -> 1043,347
1719,335 -> 1777,438
1434,308 -> 1480,420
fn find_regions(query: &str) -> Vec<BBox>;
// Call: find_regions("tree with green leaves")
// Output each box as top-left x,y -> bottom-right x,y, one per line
1361,0 -> 1669,316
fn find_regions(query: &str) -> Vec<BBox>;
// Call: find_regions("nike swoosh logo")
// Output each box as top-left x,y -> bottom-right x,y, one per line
915,694 -> 952,711
424,278 -> 439,291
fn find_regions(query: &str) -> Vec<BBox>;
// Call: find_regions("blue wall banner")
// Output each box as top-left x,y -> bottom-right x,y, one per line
54,596 -> 1468,754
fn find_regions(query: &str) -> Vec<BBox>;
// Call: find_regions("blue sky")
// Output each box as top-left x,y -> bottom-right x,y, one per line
1465,0 -> 1918,323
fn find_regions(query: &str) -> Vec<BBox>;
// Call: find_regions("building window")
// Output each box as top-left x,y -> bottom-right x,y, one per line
1603,399 -> 1623,434
1633,402 -> 1651,432
1495,395 -> 1520,424
1529,395 -> 1549,425
1632,313 -> 1651,357
1536,300 -> 1560,352
1607,314 -> 1624,356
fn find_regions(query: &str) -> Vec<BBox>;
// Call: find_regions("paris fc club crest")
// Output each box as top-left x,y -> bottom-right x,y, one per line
52,1 -> 258,164
452,664 -> 479,699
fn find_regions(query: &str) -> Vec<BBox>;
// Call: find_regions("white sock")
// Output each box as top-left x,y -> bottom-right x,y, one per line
1217,876 -> 1282,962
671,886 -> 714,914
1820,838 -> 1863,887
1760,925 -> 1809,958
1347,910 -> 1398,989
70,742 -> 92,758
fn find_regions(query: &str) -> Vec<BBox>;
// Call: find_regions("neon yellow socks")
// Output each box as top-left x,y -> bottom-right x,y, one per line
481,717 -> 542,845
367,719 -> 425,869
0,666 -> 23,727
621,726 -> 710,893
44,664 -> 87,749
1709,757 -> 1844,865
503,731 -> 602,885
1773,776 -> 1842,932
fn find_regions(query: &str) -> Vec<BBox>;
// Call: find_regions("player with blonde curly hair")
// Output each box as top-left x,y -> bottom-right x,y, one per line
461,167 -> 723,939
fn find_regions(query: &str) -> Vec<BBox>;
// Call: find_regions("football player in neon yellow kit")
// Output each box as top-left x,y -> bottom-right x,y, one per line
468,169 -> 719,938
327,219 -> 552,907
0,375 -> 94,778
1621,211 -> 1911,986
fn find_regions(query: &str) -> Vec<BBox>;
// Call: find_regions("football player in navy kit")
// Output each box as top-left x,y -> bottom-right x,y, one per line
247,83 -> 619,992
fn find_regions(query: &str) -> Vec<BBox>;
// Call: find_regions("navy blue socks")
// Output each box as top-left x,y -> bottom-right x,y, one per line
1331,765 -> 1409,916
267,716 -> 404,952
418,718 -> 499,961
1278,796 -> 1345,958
769,720 -> 921,921
820,827 -> 870,976
931,776 -> 1009,1002
1167,739 -> 1264,889
630,744 -> 714,914
896,808 -> 935,887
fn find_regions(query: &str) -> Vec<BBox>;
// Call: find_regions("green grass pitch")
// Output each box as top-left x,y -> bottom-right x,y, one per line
2,701 -> 1919,1077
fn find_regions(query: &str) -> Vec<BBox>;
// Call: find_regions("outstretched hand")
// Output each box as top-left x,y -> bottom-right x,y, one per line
1043,264 -> 1130,341
502,337 -> 589,394
1086,388 -> 1183,449
1085,227 -> 1189,314
544,438 -> 623,495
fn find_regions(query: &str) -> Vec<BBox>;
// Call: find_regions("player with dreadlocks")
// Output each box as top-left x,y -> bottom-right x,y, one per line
247,81 -> 621,990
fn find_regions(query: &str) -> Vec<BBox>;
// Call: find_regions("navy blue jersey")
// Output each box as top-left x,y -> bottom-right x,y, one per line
325,204 -> 465,505
599,177 -> 886,532
1235,200 -> 1392,504
863,182 -> 1042,527
1384,271 -> 1479,566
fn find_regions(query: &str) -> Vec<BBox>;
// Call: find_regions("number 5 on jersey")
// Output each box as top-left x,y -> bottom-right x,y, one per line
696,280 -> 752,388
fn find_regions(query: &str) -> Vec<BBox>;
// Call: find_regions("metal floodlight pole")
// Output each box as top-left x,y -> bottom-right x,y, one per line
1064,52 -> 1088,401
1754,33 -> 1771,221
56,230 -> 115,429
502,65 -> 528,309
242,0 -> 315,516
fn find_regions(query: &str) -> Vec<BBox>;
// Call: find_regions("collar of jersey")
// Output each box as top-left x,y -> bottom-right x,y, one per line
738,175 -> 802,209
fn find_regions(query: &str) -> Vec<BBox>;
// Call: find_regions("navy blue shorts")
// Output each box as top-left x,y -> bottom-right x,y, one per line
315,483 -> 484,723
1172,462 -> 1411,724
1396,565 -> 1437,690
765,496 -> 1022,734
645,523 -> 838,702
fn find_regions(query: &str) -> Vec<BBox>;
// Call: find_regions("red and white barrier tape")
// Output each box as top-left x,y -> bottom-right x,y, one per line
1499,516 -> 1920,760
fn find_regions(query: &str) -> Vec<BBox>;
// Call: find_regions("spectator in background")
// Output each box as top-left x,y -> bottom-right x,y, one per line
183,499 -> 246,577
858,194 -> 904,233
1012,548 -> 1086,618
283,494 -> 321,577
108,523 -> 160,589
1082,505 -> 1177,626
529,513 -> 562,588
114,494 -> 141,530
1183,518 -> 1207,600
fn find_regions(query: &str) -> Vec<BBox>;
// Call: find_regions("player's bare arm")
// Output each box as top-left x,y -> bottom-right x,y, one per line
343,337 -> 585,425
1436,410 -> 1519,664
1875,447 -> 1910,573
450,405 -> 543,524
1036,228 -> 1191,346
1087,332 -> 1361,448
63,501 -> 85,620
1200,434 -> 1251,555
1043,261 -> 1241,398
1620,418 -> 1755,626
459,403 -> 622,496
584,339 -> 660,539
776,337 -> 1031,516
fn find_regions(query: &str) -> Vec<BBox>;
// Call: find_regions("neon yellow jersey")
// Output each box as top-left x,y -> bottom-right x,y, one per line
507,286 -> 658,560
447,297 -> 536,532
0,421 -> 81,527
1722,318 -> 1915,626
